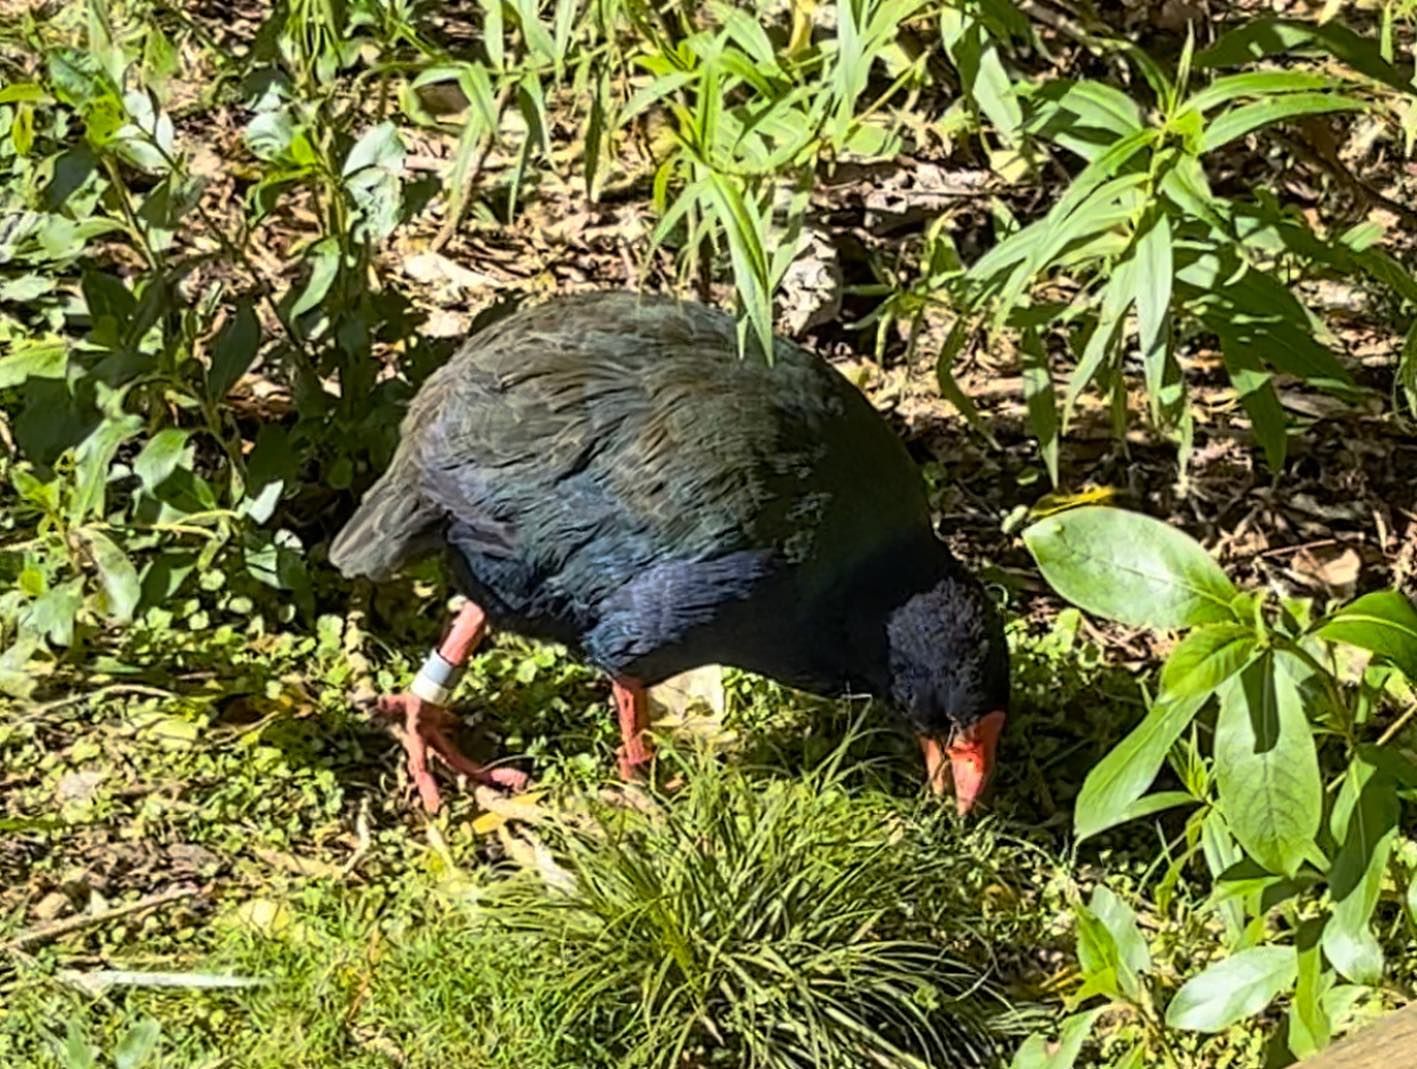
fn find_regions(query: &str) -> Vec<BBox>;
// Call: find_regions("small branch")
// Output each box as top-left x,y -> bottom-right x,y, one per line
1376,700 -> 1417,748
4,885 -> 201,952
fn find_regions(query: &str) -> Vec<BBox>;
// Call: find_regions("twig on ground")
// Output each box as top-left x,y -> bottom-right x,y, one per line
3,884 -> 202,952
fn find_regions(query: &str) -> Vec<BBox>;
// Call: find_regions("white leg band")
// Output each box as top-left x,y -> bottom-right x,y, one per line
409,650 -> 464,706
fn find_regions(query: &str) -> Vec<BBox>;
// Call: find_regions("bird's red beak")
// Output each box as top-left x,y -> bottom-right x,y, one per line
919,710 -> 1006,815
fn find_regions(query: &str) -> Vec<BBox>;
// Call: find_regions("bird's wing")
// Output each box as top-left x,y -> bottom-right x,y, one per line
405,294 -> 926,608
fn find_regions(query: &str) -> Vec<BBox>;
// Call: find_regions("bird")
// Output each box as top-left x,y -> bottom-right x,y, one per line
329,291 -> 1009,814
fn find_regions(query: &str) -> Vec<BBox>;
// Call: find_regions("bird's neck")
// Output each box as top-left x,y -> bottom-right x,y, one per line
835,533 -> 959,694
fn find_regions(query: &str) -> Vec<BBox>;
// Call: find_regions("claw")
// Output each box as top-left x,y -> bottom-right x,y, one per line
370,692 -> 527,812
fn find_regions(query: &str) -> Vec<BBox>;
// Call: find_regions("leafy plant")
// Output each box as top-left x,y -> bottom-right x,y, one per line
1022,506 -> 1417,1059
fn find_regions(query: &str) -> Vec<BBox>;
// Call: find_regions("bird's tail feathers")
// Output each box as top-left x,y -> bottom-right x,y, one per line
329,464 -> 441,581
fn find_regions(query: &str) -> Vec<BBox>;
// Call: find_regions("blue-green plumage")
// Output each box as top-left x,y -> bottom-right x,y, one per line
331,291 -> 1007,739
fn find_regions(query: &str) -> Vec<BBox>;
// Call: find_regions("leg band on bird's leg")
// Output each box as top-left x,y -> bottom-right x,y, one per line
408,602 -> 488,705
409,650 -> 464,706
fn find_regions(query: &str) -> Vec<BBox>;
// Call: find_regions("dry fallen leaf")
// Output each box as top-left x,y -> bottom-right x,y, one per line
1291,545 -> 1362,592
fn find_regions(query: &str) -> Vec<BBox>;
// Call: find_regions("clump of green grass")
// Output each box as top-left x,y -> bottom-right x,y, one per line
463,739 -> 1036,1068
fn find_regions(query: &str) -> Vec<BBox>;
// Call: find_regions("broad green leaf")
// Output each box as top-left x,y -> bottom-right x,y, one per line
0,82 -> 48,104
1316,590 -> 1417,681
1074,692 -> 1207,841
1023,506 -> 1238,629
1021,329 -> 1057,485
1322,758 -> 1399,985
71,413 -> 143,524
27,579 -> 84,646
1008,1008 -> 1104,1069
1165,945 -> 1298,1031
1214,656 -> 1322,877
290,237 -> 341,320
1110,790 -> 1197,826
1200,92 -> 1365,153
1074,904 -> 1130,1000
343,121 -> 403,176
208,300 -> 261,400
244,109 -> 297,162
1089,885 -> 1150,979
82,528 -> 141,623
133,429 -> 189,492
1161,622 -> 1259,699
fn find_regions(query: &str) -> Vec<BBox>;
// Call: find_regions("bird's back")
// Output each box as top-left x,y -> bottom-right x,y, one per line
333,292 -> 933,681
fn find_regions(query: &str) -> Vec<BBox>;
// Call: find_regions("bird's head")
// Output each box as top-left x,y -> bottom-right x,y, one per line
884,572 -> 1009,815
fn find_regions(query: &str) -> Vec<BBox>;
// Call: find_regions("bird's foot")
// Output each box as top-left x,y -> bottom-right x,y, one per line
375,692 -> 528,813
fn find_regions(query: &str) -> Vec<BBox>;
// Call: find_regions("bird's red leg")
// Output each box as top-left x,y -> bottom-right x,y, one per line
375,601 -> 527,812
612,677 -> 654,780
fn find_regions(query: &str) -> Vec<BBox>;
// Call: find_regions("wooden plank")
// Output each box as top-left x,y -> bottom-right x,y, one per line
1306,1001 -> 1417,1069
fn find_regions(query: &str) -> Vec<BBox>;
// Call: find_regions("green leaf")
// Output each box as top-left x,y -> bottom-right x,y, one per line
343,121 -> 403,176
1183,70 -> 1346,114
1129,208 -> 1173,421
1200,92 -> 1365,153
1161,622 -> 1259,699
0,338 -> 68,388
1074,692 -> 1207,841
1023,506 -> 1238,629
27,579 -> 84,647
208,300 -> 261,400
1021,328 -> 1057,485
479,0 -> 504,68
935,319 -> 994,442
1165,945 -> 1298,1032
114,1018 -> 161,1069
1214,656 -> 1322,877
1197,18 -> 1410,94
1397,321 -> 1417,421
243,109 -> 297,162
941,7 -> 1024,144
1322,758 -> 1399,985
82,528 -> 141,624
1008,1008 -> 1104,1069
1023,79 -> 1143,162
0,82 -> 48,104
290,237 -> 341,320
1074,903 -> 1127,999
71,412 -> 143,524
1316,590 -> 1417,681
1089,885 -> 1151,979
1218,337 -> 1287,469
61,1019 -> 97,1069
133,429 -> 189,492
1287,920 -> 1332,1058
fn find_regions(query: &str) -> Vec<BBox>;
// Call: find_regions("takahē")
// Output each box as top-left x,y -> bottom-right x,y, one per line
330,291 -> 1008,813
